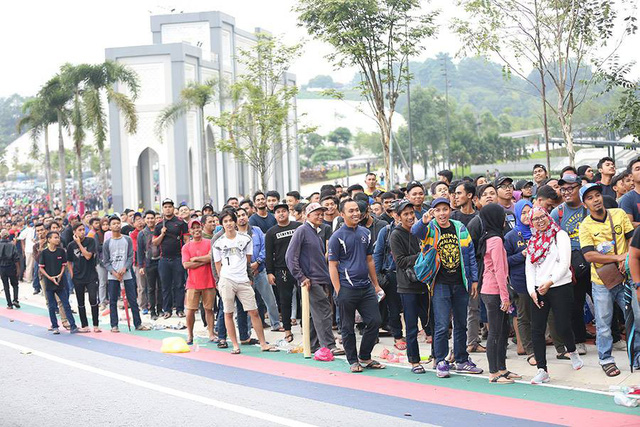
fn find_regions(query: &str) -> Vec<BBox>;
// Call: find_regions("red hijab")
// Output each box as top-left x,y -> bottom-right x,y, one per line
526,206 -> 560,265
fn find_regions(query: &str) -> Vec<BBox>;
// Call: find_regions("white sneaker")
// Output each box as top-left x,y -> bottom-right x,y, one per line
576,343 -> 587,355
569,351 -> 584,370
613,340 -> 627,351
531,368 -> 550,384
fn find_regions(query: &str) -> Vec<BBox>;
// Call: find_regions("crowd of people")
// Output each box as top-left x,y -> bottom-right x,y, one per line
3,161 -> 640,383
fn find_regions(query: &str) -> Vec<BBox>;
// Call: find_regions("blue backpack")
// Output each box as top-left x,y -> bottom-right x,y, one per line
414,225 -> 440,291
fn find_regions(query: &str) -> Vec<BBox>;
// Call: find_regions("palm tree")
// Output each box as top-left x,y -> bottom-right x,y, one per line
156,79 -> 217,203
17,96 -> 57,204
83,61 -> 139,210
39,76 -> 72,209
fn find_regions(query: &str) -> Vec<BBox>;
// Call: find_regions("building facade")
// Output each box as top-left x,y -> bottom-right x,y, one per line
106,11 -> 300,212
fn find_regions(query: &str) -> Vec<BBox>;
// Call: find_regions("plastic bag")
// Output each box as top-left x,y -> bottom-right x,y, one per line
314,347 -> 335,362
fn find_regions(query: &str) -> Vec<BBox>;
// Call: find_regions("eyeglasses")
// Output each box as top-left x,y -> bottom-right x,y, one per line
530,215 -> 548,224
498,184 -> 514,190
559,185 -> 580,194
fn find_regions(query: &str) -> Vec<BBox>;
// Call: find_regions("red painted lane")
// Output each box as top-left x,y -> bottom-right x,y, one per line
0,307 -> 636,426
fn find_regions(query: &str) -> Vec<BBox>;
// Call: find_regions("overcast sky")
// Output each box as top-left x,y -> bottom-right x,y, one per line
2,0 -> 637,98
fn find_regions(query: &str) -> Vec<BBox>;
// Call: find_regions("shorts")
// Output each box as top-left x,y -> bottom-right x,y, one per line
218,277 -> 257,313
185,288 -> 216,311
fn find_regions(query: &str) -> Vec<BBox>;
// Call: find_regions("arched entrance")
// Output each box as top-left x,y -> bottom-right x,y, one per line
137,147 -> 160,210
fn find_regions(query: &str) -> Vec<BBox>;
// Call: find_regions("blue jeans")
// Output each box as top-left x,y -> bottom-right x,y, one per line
159,257 -> 185,313
432,283 -> 470,364
253,270 -> 281,330
107,279 -> 142,328
592,282 -> 640,366
45,285 -> 77,329
400,292 -> 428,363
215,296 -> 250,341
33,262 -> 41,292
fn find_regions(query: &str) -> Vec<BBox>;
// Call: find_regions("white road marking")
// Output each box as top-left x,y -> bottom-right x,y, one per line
0,339 -> 316,427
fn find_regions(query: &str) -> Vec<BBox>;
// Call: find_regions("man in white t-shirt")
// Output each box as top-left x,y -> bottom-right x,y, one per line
213,210 -> 278,354
17,222 -> 36,282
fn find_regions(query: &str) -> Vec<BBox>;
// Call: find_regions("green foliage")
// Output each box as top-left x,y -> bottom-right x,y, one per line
306,75 -> 341,89
310,145 -> 353,165
0,94 -> 29,151
155,79 -> 216,140
327,127 -> 352,145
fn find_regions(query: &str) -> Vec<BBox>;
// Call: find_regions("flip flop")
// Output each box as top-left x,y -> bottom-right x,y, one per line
394,340 -> 407,351
261,346 -> 280,352
241,338 -> 260,345
362,360 -> 385,369
331,348 -> 346,356
350,363 -> 364,373
411,365 -> 426,374
527,355 -> 537,366
231,348 -> 241,355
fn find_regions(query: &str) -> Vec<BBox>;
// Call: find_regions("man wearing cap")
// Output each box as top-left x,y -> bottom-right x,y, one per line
412,197 -> 482,378
579,183 -> 637,376
551,174 -> 590,355
181,218 -> 216,344
286,203 -> 344,355
153,198 -> 188,319
532,164 -> 548,195
515,180 -> 534,202
494,177 -> 517,231
265,202 -> 302,338
406,180 -> 428,220
202,203 -> 214,217
138,210 -> 162,320
0,229 -> 20,309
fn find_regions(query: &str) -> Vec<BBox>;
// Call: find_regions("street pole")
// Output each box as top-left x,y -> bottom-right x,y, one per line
406,22 -> 414,181
441,55 -> 451,172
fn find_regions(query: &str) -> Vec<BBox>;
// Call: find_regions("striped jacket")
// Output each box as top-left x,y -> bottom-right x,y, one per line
411,218 -> 478,290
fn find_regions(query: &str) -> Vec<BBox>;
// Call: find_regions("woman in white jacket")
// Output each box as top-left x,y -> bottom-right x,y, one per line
525,206 -> 583,384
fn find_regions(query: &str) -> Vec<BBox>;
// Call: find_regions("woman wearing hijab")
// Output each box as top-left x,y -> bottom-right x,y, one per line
525,206 -> 583,384
479,203 -> 519,384
504,200 -> 536,366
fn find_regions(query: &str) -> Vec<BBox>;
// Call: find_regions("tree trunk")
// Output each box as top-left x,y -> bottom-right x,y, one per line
199,107 -> 210,203
44,126 -> 53,208
76,146 -> 84,199
98,145 -> 109,212
57,112 -> 67,210
559,114 -> 575,167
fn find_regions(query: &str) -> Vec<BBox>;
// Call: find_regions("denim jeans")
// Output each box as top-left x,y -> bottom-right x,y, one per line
45,285 -> 77,329
592,282 -> 640,365
215,296 -> 250,341
32,262 -> 41,293
107,279 -> 142,328
253,270 -> 281,330
432,283 -> 470,364
337,285 -> 381,365
400,292 -> 428,363
159,257 -> 185,313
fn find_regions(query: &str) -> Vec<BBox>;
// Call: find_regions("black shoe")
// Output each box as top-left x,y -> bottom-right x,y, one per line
12,301 -> 20,309
33,290 -> 40,295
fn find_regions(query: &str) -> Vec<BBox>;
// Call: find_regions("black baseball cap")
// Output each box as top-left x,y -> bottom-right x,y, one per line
162,198 -> 174,206
533,163 -> 547,172
515,179 -> 533,191
558,174 -> 581,186
202,203 -> 214,212
273,203 -> 289,212
494,176 -> 513,187
406,180 -> 424,193
395,200 -> 413,214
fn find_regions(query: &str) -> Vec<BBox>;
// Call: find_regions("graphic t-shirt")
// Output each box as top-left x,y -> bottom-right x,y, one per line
38,247 -> 67,291
213,233 -> 253,283
619,190 -> 640,223
551,203 -> 587,250
435,223 -> 463,285
182,239 -> 215,290
579,208 -> 634,285
67,237 -> 98,283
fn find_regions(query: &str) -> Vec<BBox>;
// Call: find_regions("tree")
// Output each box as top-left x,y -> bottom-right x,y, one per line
454,0 -> 637,166
209,33 -> 309,191
17,96 -> 56,203
307,75 -> 337,89
296,0 -> 438,189
84,60 -> 139,209
0,94 -> 28,150
39,75 -> 72,209
156,78 -> 215,202
327,127 -> 352,145
302,132 -> 324,159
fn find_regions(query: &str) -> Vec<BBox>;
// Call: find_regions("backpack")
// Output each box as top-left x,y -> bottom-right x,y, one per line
414,224 -> 441,290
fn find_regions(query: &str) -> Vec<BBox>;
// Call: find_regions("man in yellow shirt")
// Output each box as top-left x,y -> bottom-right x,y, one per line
579,183 -> 639,377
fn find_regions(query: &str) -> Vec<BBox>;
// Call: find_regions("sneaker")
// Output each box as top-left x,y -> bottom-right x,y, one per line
52,328 -> 60,335
142,309 -> 149,315
613,340 -> 627,351
455,358 -> 484,374
531,368 -> 550,384
569,351 -> 584,370
12,301 -> 20,309
576,343 -> 587,355
70,327 -> 79,334
436,361 -> 450,378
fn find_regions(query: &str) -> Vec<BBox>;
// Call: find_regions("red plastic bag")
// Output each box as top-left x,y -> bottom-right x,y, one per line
313,347 -> 334,362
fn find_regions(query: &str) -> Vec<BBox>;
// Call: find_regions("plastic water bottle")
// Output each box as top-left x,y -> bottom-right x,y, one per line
597,241 -> 615,254
614,392 -> 639,407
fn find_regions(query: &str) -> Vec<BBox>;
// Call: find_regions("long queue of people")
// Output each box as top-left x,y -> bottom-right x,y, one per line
2,160 -> 640,383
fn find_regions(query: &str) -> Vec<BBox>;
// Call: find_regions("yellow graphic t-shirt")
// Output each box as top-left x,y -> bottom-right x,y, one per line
436,223 -> 462,285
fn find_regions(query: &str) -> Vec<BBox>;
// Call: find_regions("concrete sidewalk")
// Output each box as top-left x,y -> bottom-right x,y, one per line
10,280 -> 640,394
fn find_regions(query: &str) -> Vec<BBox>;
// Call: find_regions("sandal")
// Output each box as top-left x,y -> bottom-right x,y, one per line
556,352 -> 570,360
394,340 -> 407,351
526,355 -> 537,366
135,325 -> 151,331
231,348 -> 241,354
361,360 -> 386,369
350,363 -> 364,373
285,333 -> 294,343
274,327 -> 286,332
291,319 -> 298,326
490,373 -> 514,384
217,340 -> 229,349
186,338 -> 193,345
411,364 -> 426,374
467,343 -> 486,353
331,348 -> 346,356
602,362 -> 621,377
504,371 -> 522,379
261,346 -> 280,352
241,338 -> 260,345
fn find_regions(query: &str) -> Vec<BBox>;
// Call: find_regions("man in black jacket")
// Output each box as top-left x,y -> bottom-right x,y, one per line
0,229 -> 20,309
389,201 -> 427,373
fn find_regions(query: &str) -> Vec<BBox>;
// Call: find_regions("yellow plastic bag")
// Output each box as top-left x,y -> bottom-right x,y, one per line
161,337 -> 190,353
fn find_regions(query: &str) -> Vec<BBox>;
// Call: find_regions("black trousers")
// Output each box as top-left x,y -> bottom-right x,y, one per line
146,262 -> 162,315
482,294 -> 509,374
1,266 -> 19,306
571,270 -> 591,344
531,284 -> 577,371
74,279 -> 99,327
275,269 -> 296,331
338,286 -> 381,365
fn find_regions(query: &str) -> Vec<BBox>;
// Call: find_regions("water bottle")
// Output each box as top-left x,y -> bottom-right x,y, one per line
597,240 -> 615,254
614,392 -> 639,407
